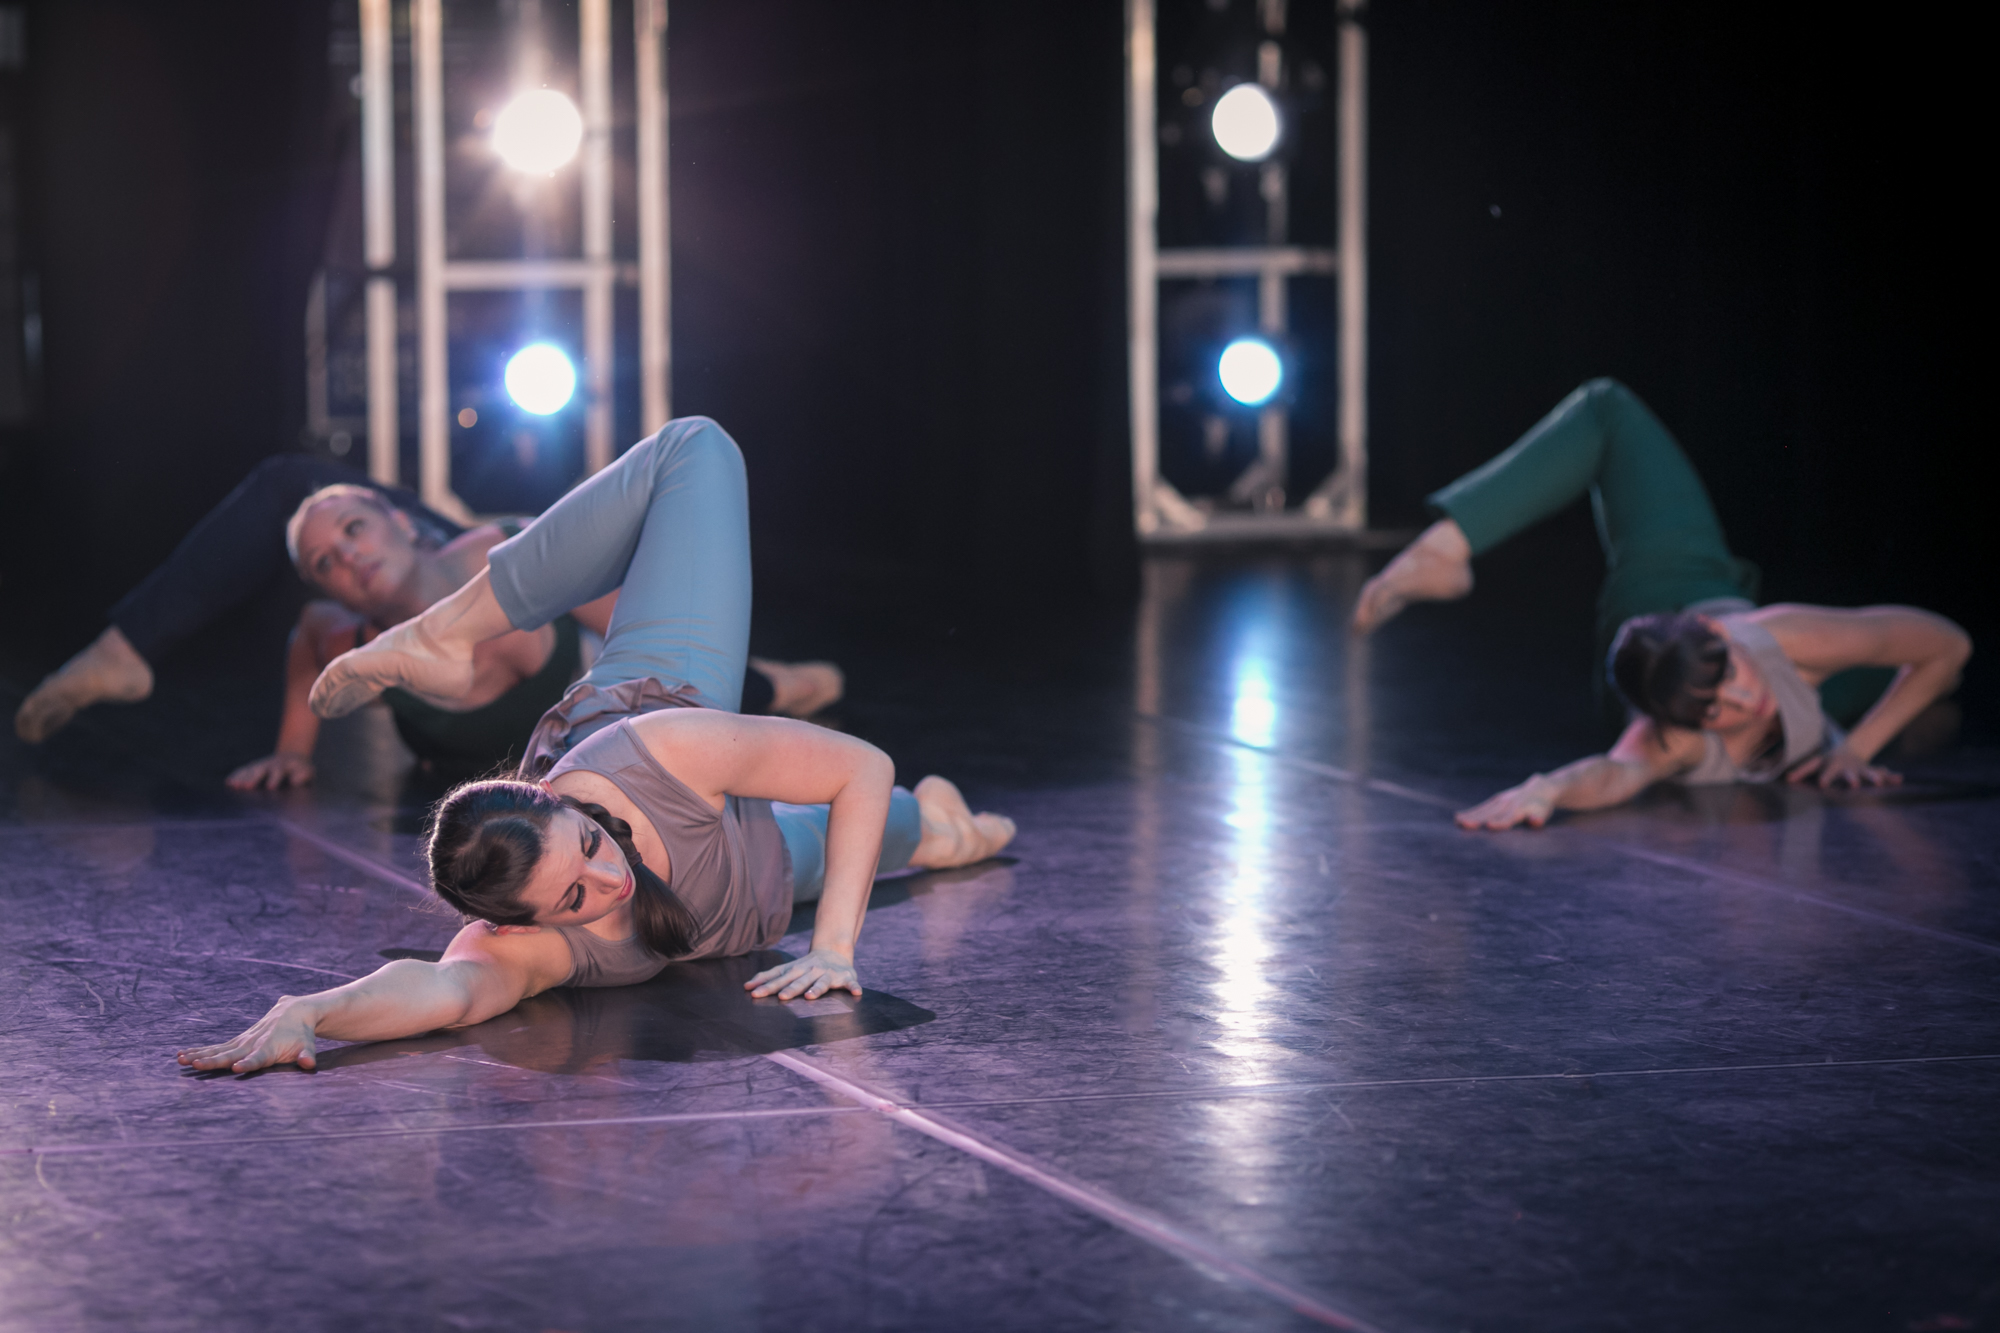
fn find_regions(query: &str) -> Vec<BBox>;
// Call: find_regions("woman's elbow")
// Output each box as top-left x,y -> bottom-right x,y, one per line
858,744 -> 896,792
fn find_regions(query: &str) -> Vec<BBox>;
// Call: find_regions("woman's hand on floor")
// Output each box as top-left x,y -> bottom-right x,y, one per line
1455,776 -> 1559,831
745,948 -> 861,1001
225,752 -> 316,791
177,998 -> 321,1073
1788,746 -> 1902,789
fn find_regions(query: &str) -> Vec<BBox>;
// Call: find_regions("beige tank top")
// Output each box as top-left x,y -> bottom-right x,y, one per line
1678,615 -> 1843,785
547,720 -> 794,987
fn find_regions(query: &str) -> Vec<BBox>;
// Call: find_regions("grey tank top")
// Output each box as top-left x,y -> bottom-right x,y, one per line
1679,614 -> 1843,786
546,719 -> 795,988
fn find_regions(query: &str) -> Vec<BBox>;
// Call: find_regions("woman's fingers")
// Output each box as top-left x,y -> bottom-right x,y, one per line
746,962 -> 859,1000
1456,796 -> 1532,831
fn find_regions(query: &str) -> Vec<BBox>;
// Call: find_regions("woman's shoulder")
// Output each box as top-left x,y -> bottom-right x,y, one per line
439,918 -> 577,997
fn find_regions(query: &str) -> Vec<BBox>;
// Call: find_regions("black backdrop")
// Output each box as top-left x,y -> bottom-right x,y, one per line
1,1 -> 1987,717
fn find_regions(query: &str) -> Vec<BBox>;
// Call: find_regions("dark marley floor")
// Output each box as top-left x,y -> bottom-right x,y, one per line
2,549 -> 1996,1333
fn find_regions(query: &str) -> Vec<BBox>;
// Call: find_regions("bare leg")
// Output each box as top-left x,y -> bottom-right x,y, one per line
308,569 -> 514,718
748,657 -> 844,718
14,628 -> 156,743
908,775 -> 1016,869
1350,518 -> 1474,635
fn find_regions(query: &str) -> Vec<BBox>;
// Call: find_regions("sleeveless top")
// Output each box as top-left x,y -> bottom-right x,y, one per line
546,720 -> 795,988
1678,614 -> 1844,785
382,614 -> 581,766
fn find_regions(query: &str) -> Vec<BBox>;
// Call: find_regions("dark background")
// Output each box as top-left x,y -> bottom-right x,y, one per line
0,0 -> 1988,723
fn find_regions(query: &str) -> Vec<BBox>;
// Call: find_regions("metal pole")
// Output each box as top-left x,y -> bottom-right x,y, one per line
360,0 -> 399,485
636,0 -> 671,430
580,0 -> 613,473
1334,0 -> 1368,530
412,0 -> 470,522
1127,0 -> 1159,536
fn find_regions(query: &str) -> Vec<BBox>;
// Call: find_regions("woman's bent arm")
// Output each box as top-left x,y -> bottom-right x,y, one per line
177,924 -> 567,1073
628,709 -> 896,1000
1759,604 -> 1972,779
1455,719 -> 1702,830
224,603 -> 361,790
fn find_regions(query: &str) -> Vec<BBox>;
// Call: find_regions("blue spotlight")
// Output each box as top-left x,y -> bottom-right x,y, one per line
504,343 -> 577,415
1218,338 -> 1283,406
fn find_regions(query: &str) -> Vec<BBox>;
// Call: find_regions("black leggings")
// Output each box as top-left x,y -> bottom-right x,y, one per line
106,456 -> 776,714
110,457 -> 454,666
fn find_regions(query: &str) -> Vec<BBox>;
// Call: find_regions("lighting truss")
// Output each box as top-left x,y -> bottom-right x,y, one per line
1127,0 -> 1373,543
357,0 -> 672,521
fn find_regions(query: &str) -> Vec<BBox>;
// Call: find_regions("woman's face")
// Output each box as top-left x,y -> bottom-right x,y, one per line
517,806 -> 636,928
1698,643 -> 1777,736
293,496 -> 421,615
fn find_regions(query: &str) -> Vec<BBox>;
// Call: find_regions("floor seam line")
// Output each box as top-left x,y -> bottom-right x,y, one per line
764,1048 -> 1386,1333
1147,710 -> 2000,957
1591,843 -> 2000,957
892,1052 -> 2000,1111
268,816 -> 434,899
3,1103 -> 868,1159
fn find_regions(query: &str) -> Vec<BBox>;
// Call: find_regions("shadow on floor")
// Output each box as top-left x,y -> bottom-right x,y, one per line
276,951 -> 936,1077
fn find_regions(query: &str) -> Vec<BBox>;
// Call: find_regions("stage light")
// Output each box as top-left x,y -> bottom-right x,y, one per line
504,344 -> 577,415
1218,338 -> 1283,405
491,90 -> 584,175
1211,84 -> 1281,162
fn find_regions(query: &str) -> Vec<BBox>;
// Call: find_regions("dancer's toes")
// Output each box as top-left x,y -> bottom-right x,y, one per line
750,657 -> 845,717
970,812 -> 1017,859
911,775 -> 1016,869
13,628 -> 154,743
1350,520 -> 1473,635
309,617 -> 473,719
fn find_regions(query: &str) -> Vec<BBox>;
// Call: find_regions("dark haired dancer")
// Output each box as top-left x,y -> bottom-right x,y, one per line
1350,379 -> 1971,830
180,418 -> 1013,1074
14,458 -> 843,782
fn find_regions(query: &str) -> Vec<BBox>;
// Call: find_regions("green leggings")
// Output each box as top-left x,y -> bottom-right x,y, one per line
1426,379 -> 1887,724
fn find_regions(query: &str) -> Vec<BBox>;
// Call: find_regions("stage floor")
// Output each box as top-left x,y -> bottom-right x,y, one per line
3,551 -> 1996,1332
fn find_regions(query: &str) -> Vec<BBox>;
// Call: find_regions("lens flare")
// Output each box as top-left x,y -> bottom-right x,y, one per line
491,90 -> 584,174
1211,84 -> 1282,162
1218,338 -> 1283,406
504,344 -> 577,415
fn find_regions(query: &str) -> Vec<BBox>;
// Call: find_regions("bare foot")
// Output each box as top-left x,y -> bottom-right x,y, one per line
1351,518 -> 1474,634
309,615 -> 473,718
749,657 -> 844,717
308,568 -> 512,718
909,775 -> 1017,869
14,628 -> 155,743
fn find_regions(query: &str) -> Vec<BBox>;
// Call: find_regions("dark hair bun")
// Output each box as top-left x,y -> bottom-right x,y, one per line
1608,612 -> 1729,728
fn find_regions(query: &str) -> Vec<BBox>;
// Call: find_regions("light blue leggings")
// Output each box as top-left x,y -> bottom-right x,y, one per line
484,417 -> 920,900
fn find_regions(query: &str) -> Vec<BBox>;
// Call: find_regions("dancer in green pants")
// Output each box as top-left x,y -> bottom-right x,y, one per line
1354,379 -> 1972,830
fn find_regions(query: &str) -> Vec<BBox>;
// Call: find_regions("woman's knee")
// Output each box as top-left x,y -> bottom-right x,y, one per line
1580,377 -> 1634,408
652,416 -> 746,483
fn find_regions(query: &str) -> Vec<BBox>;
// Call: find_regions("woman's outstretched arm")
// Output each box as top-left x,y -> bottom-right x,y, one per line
1758,604 -> 1972,785
226,602 -> 363,791
627,709 -> 895,1001
177,923 -> 571,1073
1454,718 -> 1705,831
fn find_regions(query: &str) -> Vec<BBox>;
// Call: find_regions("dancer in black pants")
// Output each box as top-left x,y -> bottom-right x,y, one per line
14,457 -> 842,781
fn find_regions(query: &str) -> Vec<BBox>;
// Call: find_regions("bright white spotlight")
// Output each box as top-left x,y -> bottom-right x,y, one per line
505,344 -> 577,415
1218,338 -> 1283,406
491,89 -> 584,174
1211,83 -> 1282,162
